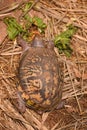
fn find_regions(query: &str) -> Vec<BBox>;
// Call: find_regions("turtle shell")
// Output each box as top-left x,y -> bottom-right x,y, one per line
18,46 -> 63,112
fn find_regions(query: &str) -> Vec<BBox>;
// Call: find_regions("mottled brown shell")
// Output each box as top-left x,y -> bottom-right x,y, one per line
18,38 -> 63,112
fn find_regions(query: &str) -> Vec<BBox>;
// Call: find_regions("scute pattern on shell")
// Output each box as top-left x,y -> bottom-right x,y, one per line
18,47 -> 62,112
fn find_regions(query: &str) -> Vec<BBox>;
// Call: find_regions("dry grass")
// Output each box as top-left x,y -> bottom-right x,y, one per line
0,0 -> 87,130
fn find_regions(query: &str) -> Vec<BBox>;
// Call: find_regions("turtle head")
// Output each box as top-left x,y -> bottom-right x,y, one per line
31,35 -> 45,47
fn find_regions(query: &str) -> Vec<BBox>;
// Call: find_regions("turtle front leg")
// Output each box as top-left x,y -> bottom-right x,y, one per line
17,36 -> 30,52
11,92 -> 26,113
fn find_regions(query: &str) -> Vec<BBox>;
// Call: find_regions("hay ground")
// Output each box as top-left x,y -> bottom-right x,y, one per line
0,0 -> 87,130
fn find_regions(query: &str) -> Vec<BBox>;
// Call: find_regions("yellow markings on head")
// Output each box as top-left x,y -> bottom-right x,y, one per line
21,92 -> 29,100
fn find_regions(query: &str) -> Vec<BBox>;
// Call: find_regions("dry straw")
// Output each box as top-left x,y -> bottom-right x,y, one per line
0,0 -> 87,130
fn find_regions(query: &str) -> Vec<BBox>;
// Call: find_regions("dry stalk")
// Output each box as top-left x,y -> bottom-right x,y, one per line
66,63 -> 82,113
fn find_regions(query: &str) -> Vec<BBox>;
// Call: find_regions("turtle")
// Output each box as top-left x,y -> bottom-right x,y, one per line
15,35 -> 64,114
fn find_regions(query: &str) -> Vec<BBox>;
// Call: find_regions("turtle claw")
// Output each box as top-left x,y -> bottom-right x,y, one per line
17,36 -> 30,52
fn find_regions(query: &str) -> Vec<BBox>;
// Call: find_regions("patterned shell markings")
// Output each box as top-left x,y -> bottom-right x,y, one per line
18,39 -> 62,112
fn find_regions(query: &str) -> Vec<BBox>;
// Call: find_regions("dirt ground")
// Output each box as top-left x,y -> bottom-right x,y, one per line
0,0 -> 87,130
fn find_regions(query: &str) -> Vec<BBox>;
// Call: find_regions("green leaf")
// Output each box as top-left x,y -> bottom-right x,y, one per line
22,1 -> 33,12
54,24 -> 77,57
32,16 -> 47,33
23,15 -> 47,33
24,14 -> 33,23
4,17 -> 24,40
24,14 -> 33,29
33,16 -> 47,29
